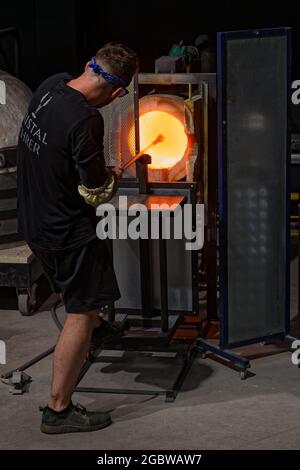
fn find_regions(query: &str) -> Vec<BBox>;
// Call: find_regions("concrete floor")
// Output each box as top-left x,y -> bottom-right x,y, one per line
0,259 -> 299,450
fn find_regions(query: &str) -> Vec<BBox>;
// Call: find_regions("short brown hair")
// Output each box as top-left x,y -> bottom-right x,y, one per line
95,42 -> 138,87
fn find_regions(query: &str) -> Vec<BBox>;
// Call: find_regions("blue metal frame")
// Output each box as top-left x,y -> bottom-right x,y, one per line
218,27 -> 292,349
217,30 -> 228,349
197,337 -> 250,369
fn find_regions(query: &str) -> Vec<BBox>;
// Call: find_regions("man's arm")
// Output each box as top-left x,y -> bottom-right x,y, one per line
70,114 -> 118,207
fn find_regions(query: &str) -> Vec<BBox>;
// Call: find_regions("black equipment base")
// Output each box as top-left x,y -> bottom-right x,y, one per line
1,302 -> 197,402
75,345 -> 197,403
197,337 -> 251,380
197,334 -> 298,380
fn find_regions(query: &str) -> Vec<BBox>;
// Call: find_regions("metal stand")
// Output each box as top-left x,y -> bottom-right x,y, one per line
197,330 -> 297,380
75,342 -> 197,403
1,302 -> 197,401
73,158 -> 196,400
195,205 -> 300,379
197,336 -> 250,380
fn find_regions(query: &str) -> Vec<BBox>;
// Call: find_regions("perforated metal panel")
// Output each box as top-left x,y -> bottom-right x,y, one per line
218,29 -> 290,347
99,79 -> 137,177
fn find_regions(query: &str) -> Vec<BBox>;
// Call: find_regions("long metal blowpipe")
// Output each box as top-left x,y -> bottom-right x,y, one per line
121,134 -> 165,171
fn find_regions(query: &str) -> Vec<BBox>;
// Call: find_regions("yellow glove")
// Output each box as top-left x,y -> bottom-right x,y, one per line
78,170 -> 118,207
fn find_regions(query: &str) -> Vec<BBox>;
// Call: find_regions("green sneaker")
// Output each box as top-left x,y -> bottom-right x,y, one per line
40,402 -> 112,434
89,318 -> 128,352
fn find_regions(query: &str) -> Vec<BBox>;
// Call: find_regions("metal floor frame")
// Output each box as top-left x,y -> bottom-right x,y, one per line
1,302 -> 198,402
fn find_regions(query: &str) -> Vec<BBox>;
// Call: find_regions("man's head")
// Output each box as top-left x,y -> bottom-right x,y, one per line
83,42 -> 138,107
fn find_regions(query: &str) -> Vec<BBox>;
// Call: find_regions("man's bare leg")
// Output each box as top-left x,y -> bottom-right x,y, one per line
48,310 -> 100,412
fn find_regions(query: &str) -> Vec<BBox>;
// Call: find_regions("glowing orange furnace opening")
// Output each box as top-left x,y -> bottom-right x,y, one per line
130,110 -> 188,170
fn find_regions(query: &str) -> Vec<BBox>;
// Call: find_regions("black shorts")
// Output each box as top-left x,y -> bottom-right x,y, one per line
30,237 -> 121,313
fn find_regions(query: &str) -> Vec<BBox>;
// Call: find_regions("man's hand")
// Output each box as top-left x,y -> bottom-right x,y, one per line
106,166 -> 123,180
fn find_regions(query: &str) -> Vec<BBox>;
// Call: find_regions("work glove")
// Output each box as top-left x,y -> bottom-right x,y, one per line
78,168 -> 121,207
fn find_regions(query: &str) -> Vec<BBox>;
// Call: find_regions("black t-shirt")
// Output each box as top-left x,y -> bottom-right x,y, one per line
17,73 -> 107,252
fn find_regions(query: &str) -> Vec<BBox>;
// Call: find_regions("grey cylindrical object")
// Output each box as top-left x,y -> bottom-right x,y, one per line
0,70 -> 32,149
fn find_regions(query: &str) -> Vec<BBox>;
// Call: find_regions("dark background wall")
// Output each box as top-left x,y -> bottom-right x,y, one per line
1,0 -> 299,89
1,0 -> 300,129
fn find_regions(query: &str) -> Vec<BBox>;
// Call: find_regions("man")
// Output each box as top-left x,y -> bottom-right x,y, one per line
17,43 -> 138,434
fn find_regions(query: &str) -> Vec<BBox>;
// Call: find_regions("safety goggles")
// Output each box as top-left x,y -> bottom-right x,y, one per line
89,57 -> 129,97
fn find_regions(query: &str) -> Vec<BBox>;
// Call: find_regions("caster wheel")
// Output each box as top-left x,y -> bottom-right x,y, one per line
240,370 -> 247,380
17,285 -> 37,315
200,351 -> 207,359
18,294 -> 35,315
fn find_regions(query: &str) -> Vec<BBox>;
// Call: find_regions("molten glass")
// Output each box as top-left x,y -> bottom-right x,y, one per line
134,111 -> 188,169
